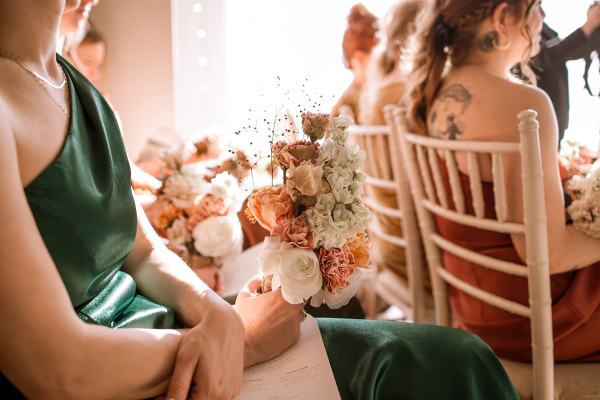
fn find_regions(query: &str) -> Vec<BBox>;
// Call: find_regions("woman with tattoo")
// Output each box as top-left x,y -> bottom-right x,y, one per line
404,0 -> 600,362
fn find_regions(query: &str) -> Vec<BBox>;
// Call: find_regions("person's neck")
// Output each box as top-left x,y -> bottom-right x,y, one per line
460,49 -> 517,80
0,0 -> 65,78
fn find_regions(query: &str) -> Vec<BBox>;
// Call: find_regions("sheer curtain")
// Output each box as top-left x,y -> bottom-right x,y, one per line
171,0 -> 598,145
172,0 -> 394,139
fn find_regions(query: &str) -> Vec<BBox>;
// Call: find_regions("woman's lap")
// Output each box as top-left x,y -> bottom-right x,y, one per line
317,318 -> 518,400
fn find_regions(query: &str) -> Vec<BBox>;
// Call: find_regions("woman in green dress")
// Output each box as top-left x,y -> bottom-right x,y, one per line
0,1 -> 518,399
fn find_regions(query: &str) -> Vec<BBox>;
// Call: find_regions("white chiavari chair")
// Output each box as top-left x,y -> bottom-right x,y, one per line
346,108 -> 431,323
391,107 -> 600,400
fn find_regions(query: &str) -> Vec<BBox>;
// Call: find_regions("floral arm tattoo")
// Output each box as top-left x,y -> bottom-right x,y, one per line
429,83 -> 473,140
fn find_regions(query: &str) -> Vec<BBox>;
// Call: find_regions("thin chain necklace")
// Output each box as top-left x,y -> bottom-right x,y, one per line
0,48 -> 69,115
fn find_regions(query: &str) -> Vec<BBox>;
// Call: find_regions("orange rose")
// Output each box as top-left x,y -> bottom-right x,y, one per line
246,187 -> 295,232
343,233 -> 370,268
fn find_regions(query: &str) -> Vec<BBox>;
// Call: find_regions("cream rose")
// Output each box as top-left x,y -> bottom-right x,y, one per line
258,237 -> 323,304
192,214 -> 243,258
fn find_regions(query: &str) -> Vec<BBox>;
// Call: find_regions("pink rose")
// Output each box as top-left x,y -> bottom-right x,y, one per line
319,248 -> 356,294
245,186 -> 294,232
186,194 -> 229,231
302,112 -> 330,142
272,215 -> 314,249
274,141 -> 320,169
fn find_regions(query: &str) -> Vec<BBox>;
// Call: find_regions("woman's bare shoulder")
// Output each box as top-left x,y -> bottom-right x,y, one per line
429,74 -> 554,141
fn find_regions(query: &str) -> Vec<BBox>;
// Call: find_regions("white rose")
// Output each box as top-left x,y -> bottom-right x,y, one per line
310,269 -> 362,309
166,217 -> 191,246
258,238 -> 323,304
192,214 -> 243,258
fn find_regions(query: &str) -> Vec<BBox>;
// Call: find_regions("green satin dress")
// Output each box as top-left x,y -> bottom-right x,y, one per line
1,55 -> 518,399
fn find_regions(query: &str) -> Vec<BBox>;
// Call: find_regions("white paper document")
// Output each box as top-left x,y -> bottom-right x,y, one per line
235,315 -> 341,400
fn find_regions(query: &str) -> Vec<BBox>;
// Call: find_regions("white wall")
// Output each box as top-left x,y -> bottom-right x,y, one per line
92,0 -> 177,159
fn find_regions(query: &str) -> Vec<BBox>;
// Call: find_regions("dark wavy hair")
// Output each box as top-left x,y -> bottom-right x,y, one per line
403,0 -> 537,134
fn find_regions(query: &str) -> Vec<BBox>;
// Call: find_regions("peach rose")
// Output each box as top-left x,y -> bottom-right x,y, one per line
145,197 -> 181,234
302,112 -> 330,142
275,141 -> 320,169
319,247 -> 356,294
287,161 -> 324,196
246,187 -> 294,232
186,194 -> 229,231
343,233 -> 370,268
272,215 -> 314,249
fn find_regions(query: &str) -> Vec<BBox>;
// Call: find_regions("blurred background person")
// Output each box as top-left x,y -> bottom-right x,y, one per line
359,0 -> 424,125
76,26 -> 107,94
533,2 -> 600,147
331,3 -> 379,121
356,0 -> 428,318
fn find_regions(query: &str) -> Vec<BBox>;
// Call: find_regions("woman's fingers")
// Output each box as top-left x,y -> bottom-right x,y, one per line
237,275 -> 263,299
165,344 -> 198,400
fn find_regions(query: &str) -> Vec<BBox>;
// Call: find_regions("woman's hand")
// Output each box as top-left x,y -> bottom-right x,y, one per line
582,2 -> 600,36
233,276 -> 304,367
166,291 -> 245,400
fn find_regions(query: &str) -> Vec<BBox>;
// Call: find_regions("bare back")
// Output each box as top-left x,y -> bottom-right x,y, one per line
426,66 -> 600,272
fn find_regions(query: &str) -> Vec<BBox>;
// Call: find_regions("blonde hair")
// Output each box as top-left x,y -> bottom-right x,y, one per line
379,0 -> 425,75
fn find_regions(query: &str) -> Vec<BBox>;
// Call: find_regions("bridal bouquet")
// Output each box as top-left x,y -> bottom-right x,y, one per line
245,113 -> 371,309
145,163 -> 245,269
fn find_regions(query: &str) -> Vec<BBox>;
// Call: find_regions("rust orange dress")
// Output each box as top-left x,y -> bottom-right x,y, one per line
437,164 -> 600,362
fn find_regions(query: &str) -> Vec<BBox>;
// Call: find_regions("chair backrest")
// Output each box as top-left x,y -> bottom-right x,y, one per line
390,107 -> 554,400
346,116 -> 428,322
